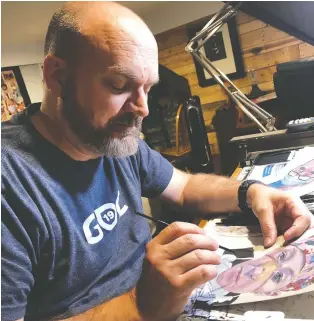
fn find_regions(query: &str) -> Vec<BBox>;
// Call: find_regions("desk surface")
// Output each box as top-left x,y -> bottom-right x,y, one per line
193,166 -> 314,321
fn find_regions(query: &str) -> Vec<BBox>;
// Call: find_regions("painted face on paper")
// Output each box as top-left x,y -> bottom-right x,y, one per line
287,160 -> 314,183
217,244 -> 306,294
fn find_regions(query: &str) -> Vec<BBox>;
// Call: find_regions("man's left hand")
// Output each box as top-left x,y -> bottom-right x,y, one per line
247,184 -> 314,247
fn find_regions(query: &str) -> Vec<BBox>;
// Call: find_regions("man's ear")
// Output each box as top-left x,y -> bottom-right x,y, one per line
43,54 -> 67,97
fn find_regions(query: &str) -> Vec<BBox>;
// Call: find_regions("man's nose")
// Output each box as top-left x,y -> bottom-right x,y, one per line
124,89 -> 149,118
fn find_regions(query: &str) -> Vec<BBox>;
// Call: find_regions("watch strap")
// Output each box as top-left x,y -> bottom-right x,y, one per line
238,179 -> 264,213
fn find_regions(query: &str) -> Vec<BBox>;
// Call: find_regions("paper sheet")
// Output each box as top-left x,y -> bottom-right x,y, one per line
247,162 -> 287,181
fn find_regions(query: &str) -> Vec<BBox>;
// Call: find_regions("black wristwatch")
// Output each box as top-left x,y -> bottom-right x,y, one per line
238,180 -> 264,213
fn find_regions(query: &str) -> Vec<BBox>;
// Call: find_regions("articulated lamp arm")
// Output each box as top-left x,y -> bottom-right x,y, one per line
185,2 -> 276,132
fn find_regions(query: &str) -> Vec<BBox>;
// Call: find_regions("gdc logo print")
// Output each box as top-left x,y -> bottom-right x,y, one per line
83,191 -> 128,244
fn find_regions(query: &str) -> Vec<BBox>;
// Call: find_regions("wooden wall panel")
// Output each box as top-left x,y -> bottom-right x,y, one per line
185,66 -> 276,89
238,19 -> 267,35
160,51 -> 194,70
236,12 -> 254,25
155,25 -> 189,50
158,43 -> 187,59
299,43 -> 314,58
243,38 -> 302,57
244,45 -> 300,71
240,26 -> 290,50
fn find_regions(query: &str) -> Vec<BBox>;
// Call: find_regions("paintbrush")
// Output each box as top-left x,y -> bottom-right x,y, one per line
135,211 -> 237,255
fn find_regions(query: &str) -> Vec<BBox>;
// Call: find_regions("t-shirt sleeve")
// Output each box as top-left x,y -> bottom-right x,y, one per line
137,139 -> 174,198
1,195 -> 36,321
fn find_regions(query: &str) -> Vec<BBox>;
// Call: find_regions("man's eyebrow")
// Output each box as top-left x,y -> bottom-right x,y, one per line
107,65 -> 159,85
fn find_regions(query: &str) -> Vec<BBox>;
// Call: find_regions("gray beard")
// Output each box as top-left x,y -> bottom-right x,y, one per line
84,127 -> 141,158
61,83 -> 142,158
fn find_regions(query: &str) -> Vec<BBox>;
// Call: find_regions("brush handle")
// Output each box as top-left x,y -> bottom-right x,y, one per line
136,212 -> 169,227
135,212 -> 237,255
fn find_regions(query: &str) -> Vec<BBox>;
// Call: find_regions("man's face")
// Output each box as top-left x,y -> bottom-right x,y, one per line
60,28 -> 159,157
217,245 -> 305,294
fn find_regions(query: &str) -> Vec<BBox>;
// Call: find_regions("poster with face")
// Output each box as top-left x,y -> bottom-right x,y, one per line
184,226 -> 314,315
1,67 -> 29,122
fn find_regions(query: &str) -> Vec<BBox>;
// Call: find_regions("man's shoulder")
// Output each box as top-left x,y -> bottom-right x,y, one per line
2,104 -> 41,154
1,113 -> 39,181
136,138 -> 156,158
2,115 -> 31,159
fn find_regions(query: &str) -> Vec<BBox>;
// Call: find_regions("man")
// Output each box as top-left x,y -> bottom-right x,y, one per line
1,2 -> 313,321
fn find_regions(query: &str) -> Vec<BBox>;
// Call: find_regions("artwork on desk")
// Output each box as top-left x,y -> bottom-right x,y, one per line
187,16 -> 245,87
263,147 -> 314,197
246,147 -> 314,197
1,66 -> 30,122
184,224 -> 314,317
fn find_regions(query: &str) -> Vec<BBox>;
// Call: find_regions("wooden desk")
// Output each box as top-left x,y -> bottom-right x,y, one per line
192,166 -> 314,321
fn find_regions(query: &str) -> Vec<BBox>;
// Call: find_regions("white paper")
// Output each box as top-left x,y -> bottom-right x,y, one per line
247,162 -> 287,181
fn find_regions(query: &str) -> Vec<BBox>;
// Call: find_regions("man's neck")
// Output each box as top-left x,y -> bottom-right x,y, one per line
31,104 -> 100,161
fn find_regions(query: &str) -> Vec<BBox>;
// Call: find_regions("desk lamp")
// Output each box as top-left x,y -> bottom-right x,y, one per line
185,2 -> 277,133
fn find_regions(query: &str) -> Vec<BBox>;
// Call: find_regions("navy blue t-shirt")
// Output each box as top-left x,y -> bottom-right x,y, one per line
1,104 -> 174,321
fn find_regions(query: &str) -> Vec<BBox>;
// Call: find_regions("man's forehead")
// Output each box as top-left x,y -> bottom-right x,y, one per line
107,64 -> 159,85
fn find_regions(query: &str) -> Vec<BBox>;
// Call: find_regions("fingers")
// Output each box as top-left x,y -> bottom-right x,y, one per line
171,249 -> 221,274
154,222 -> 205,245
164,233 -> 218,259
256,205 -> 278,247
177,264 -> 218,290
284,214 -> 311,241
282,195 -> 312,240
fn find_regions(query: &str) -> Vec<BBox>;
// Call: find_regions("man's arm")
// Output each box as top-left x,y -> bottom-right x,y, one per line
160,168 -> 313,247
160,168 -> 241,214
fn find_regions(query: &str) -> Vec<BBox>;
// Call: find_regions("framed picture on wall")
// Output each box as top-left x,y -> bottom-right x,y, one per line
1,66 -> 31,122
187,16 -> 245,87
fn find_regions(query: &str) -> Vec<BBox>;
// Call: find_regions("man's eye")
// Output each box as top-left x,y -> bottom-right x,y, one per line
272,271 -> 283,283
110,83 -> 128,92
278,252 -> 286,262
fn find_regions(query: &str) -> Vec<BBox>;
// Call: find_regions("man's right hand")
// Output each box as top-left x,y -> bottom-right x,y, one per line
136,222 -> 221,321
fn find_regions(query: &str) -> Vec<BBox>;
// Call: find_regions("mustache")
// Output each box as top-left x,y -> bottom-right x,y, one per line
108,113 -> 142,128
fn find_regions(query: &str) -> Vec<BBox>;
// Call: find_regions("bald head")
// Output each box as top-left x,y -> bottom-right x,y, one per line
44,1 -> 157,63
41,1 -> 159,159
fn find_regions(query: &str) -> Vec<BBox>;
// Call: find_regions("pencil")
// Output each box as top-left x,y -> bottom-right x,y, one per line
135,211 -> 237,255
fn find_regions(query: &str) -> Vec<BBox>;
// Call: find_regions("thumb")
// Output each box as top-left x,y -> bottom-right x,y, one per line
256,207 -> 278,248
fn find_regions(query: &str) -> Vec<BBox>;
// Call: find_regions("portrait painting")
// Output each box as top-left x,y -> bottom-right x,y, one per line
184,226 -> 314,315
